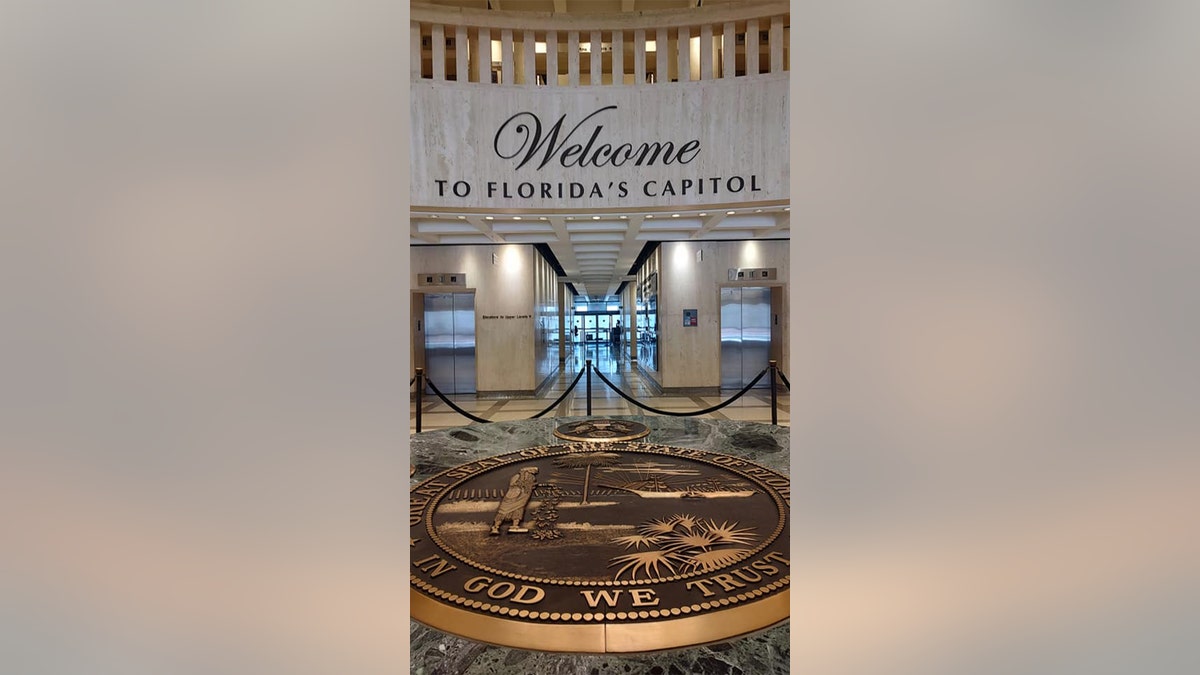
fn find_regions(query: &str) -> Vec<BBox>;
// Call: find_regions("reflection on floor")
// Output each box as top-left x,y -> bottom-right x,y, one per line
412,341 -> 790,434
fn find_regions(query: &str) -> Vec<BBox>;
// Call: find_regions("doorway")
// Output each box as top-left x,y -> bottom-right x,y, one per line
571,308 -> 624,372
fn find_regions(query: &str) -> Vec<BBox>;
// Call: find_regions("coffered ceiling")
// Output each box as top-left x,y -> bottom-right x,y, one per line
410,204 -> 790,300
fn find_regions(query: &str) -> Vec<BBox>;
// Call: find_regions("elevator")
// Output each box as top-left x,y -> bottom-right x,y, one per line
416,292 -> 476,394
720,286 -> 782,389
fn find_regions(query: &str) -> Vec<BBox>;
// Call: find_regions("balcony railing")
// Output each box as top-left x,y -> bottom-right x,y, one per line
411,1 -> 789,86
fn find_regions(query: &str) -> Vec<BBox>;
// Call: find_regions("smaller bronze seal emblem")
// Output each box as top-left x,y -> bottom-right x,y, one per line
553,419 -> 650,443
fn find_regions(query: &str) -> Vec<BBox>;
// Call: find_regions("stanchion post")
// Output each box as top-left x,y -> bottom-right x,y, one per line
768,360 -> 778,425
415,367 -> 424,433
585,359 -> 592,417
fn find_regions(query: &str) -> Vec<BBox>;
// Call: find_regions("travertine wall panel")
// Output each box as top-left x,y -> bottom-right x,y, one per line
658,240 -> 789,389
411,74 -> 788,210
411,245 -> 538,393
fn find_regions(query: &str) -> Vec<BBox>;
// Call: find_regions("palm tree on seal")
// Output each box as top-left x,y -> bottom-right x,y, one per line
554,451 -> 619,504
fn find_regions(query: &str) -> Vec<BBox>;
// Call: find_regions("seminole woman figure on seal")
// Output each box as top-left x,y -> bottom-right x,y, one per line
490,466 -> 538,535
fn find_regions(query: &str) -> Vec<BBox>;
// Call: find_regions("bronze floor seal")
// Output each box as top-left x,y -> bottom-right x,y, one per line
553,419 -> 651,443
410,442 -> 790,653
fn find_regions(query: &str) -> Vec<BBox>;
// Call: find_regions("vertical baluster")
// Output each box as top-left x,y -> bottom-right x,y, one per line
770,16 -> 784,73
633,29 -> 646,85
476,26 -> 491,83
677,25 -> 690,82
567,31 -> 580,86
746,19 -> 759,76
410,22 -> 421,80
722,22 -> 734,78
546,31 -> 558,86
514,30 -> 525,84
523,30 -> 536,84
611,30 -> 624,85
655,27 -> 668,82
455,25 -> 468,82
589,30 -> 601,85
700,24 -> 713,80
501,29 -> 513,85
431,24 -> 445,81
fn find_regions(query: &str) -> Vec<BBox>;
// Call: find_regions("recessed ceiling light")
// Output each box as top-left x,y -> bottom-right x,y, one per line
783,207 -> 790,211
671,214 -> 679,218
485,216 -> 494,220
755,209 -> 762,213
727,211 -> 735,215
619,215 -> 628,219
458,216 -> 466,219
431,215 -> 438,218
567,216 -> 573,220
699,213 -> 706,216
646,215 -> 654,218
592,216 -> 600,220
540,217 -> 548,220
513,216 -> 521,220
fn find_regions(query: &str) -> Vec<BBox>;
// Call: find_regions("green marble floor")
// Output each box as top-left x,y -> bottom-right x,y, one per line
410,417 -> 791,674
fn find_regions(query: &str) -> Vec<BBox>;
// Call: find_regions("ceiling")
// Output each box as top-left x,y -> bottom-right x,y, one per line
410,204 -> 790,301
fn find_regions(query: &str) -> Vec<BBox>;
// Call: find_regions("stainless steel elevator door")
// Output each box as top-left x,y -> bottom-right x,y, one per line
720,287 -> 772,390
720,288 -> 743,390
741,287 -> 771,386
451,292 -> 476,394
424,293 -> 476,394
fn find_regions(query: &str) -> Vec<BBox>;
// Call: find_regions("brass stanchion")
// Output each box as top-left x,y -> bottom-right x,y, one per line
585,359 -> 592,417
415,367 -> 424,433
769,360 -> 778,426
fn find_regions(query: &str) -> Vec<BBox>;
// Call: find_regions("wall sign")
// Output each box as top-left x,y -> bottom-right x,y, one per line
682,309 -> 698,326
411,76 -> 789,210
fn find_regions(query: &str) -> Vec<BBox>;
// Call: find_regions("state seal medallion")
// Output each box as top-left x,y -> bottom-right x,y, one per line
410,442 -> 790,653
553,419 -> 651,443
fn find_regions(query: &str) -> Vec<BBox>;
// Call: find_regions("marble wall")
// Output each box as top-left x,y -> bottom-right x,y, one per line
655,240 -> 790,389
410,74 -> 789,211
412,240 -> 788,393
412,244 -> 554,393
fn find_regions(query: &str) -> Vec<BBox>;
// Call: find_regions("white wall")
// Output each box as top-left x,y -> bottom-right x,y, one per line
411,244 -> 540,393
411,74 -> 788,210
657,240 -> 789,389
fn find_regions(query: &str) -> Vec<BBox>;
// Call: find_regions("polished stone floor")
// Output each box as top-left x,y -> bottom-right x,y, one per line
412,341 -> 790,435
410,416 -> 790,675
